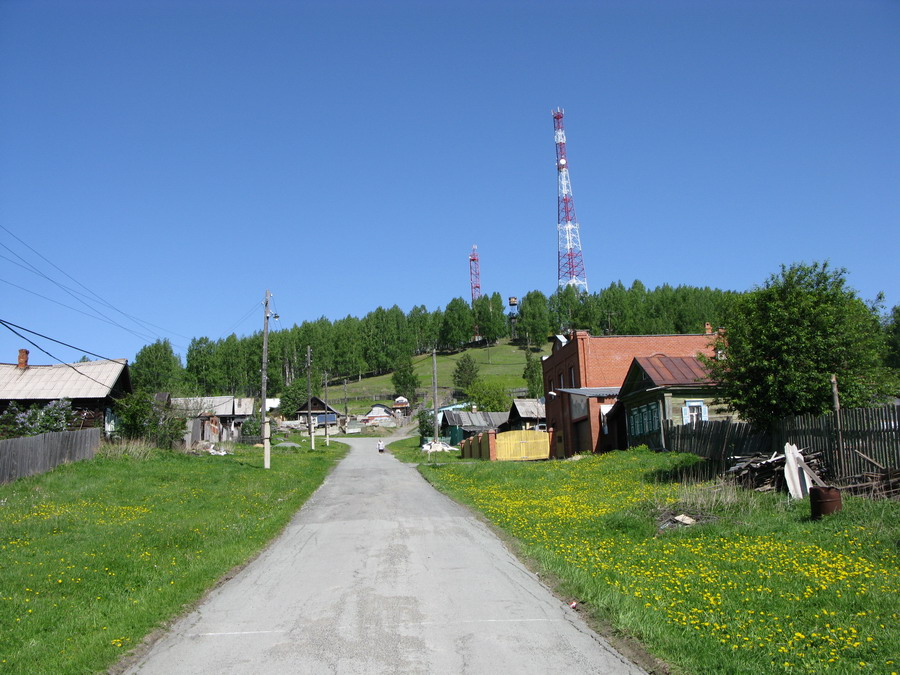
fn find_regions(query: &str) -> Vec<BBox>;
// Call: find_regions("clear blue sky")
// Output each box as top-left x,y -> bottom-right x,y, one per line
1,0 -> 897,366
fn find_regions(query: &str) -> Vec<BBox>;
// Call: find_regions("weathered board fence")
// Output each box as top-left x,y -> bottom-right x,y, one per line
0,428 -> 101,484
653,406 -> 899,482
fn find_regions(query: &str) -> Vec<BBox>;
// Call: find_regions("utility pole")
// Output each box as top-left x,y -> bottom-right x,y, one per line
432,349 -> 438,444
831,374 -> 845,478
261,289 -> 271,470
324,371 -> 330,447
306,345 -> 315,450
343,379 -> 348,419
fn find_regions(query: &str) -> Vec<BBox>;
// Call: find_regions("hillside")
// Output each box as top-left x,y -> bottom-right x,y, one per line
325,340 -> 550,413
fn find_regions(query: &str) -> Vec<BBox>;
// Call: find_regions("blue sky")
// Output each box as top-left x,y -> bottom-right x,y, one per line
1,0 -> 897,365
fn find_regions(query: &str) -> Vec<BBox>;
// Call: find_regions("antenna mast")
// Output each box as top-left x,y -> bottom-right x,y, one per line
469,245 -> 481,304
553,108 -> 588,291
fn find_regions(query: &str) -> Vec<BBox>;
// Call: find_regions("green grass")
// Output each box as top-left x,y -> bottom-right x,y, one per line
387,436 -> 472,464
334,339 -> 550,403
418,449 -> 900,674
0,439 -> 347,674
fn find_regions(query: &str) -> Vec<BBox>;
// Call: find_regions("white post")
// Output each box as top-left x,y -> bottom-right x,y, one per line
263,420 -> 270,469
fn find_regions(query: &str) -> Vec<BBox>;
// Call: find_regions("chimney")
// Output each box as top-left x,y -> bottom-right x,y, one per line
17,348 -> 29,369
705,322 -> 713,335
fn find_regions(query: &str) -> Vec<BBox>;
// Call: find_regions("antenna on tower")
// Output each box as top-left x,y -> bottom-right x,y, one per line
553,108 -> 588,291
469,245 -> 481,304
469,245 -> 482,341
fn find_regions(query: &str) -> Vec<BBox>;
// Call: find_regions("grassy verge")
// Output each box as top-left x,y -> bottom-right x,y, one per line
387,436 -> 472,464
0,439 -> 347,674
418,448 -> 900,674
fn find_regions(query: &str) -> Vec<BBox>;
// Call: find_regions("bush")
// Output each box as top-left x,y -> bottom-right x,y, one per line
114,393 -> 186,449
0,399 -> 74,440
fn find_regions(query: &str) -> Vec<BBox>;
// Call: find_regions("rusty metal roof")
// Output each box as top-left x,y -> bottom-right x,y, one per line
0,359 -> 128,400
633,356 -> 712,386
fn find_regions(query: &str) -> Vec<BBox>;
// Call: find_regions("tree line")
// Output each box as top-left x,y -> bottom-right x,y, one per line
128,283 -> 739,398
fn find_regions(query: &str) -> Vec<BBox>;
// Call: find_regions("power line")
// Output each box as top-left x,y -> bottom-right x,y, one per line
0,318 -> 117,362
0,320 -> 116,389
0,224 -> 191,343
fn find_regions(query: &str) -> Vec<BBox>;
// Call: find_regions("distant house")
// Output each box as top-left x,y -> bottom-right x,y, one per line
295,396 -> 343,427
362,403 -> 395,427
0,349 -> 132,433
500,398 -> 546,432
541,329 -> 716,457
613,355 -> 733,450
441,410 -> 509,446
392,396 -> 411,417
170,396 -> 256,445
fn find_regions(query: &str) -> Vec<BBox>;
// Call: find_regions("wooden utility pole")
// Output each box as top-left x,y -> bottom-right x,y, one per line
432,349 -> 438,444
831,374 -> 845,478
343,379 -> 348,418
307,345 -> 315,451
261,289 -> 271,470
324,371 -> 330,447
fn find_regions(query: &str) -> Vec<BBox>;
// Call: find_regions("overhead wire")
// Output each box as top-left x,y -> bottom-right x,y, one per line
0,320 -> 117,389
0,224 -> 191,344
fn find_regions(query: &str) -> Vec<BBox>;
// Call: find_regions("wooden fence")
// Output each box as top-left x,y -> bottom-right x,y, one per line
651,406 -> 899,482
0,428 -> 101,484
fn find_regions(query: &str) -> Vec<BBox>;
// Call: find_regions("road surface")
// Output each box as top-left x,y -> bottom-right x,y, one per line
124,437 -> 646,674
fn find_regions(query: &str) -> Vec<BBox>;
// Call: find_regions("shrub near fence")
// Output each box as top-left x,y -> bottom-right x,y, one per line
0,428 -> 101,484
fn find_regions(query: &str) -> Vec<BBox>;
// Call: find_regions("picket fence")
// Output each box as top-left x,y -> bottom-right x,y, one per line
0,428 -> 101,484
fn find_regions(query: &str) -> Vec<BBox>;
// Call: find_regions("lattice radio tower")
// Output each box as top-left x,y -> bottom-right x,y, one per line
553,108 -> 588,291
469,245 -> 481,304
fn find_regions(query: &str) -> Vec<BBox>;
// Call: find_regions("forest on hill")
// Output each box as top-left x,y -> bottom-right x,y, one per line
128,282 -> 738,399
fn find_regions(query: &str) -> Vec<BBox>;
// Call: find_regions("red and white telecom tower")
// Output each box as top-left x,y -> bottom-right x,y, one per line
553,108 -> 588,291
469,245 -> 481,304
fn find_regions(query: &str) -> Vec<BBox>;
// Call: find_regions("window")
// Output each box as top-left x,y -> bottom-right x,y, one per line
682,400 -> 709,425
628,403 -> 660,437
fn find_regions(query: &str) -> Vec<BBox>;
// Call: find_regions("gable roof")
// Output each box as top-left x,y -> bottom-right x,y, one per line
443,410 -> 508,431
619,356 -> 715,400
509,398 -> 545,420
170,396 -> 256,417
633,355 -> 712,386
0,359 -> 130,401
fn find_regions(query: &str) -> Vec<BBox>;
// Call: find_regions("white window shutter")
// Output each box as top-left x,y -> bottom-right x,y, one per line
681,407 -> 690,424
701,405 -> 709,422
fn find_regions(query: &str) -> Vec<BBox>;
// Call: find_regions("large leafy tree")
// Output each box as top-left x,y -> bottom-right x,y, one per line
131,339 -> 184,394
706,262 -> 894,428
885,305 -> 900,370
452,353 -> 480,392
391,354 -> 420,402
517,290 -> 551,347
523,350 -> 544,399
439,297 -> 474,351
465,378 -> 512,412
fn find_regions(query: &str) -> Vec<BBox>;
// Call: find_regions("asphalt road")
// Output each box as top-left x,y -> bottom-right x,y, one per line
124,437 -> 646,674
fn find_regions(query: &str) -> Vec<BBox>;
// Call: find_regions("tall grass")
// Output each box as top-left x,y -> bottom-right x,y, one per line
420,449 -> 900,673
0,441 -> 347,674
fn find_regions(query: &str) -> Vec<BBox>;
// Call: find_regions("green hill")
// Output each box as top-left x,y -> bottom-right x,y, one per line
325,340 -> 549,414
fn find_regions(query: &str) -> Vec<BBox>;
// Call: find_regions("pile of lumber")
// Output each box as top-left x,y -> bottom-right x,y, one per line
840,469 -> 900,499
727,450 -> 825,492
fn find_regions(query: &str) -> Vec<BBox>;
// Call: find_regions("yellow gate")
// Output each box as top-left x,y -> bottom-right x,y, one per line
494,430 -> 550,461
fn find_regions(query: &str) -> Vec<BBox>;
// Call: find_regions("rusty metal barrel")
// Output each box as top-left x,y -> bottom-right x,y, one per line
810,486 -> 842,520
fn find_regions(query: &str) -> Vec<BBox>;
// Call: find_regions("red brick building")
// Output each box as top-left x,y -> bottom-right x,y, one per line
542,329 -> 715,457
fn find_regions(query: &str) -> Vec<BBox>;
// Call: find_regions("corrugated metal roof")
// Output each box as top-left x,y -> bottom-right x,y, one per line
634,356 -> 711,386
0,359 -> 127,400
558,387 -> 620,397
510,398 -> 545,419
444,411 -> 508,430
171,396 -> 235,416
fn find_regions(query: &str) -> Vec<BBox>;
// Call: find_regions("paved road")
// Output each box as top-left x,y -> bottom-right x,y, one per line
125,438 -> 645,674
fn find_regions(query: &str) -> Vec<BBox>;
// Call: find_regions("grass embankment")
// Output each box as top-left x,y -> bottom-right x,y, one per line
419,449 -> 900,674
0,439 -> 347,674
336,339 -> 550,411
